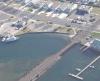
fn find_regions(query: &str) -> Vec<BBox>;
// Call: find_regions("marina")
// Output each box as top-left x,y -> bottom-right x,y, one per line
37,43 -> 100,81
68,55 -> 100,80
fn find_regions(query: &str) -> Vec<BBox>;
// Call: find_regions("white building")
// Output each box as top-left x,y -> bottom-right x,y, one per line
25,0 -> 40,4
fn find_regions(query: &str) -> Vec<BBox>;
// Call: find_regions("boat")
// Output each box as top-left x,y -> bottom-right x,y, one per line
75,68 -> 81,71
1,35 -> 19,43
89,65 -> 95,69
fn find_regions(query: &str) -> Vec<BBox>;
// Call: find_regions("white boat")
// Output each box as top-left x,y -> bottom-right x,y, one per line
89,65 -> 95,69
1,35 -> 19,43
75,68 -> 81,71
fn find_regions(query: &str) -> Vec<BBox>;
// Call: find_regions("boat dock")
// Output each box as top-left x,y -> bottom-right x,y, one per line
68,73 -> 83,80
68,55 -> 100,80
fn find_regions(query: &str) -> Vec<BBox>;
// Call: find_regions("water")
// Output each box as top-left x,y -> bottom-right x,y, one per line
38,43 -> 100,81
0,33 -> 70,81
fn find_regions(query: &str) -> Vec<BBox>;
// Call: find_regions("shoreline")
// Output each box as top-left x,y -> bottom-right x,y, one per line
14,27 -> 77,40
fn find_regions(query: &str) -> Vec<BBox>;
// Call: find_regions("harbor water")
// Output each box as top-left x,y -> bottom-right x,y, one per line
0,33 -> 70,81
38,43 -> 100,81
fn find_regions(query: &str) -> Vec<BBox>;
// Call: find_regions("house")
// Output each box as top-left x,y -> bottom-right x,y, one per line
76,5 -> 90,15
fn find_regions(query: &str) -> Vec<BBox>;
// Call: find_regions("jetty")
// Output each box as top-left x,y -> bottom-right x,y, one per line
18,30 -> 89,81
18,41 -> 77,81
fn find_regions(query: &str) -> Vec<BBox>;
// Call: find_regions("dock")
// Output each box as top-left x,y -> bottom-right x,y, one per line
68,55 -> 100,80
68,73 -> 83,80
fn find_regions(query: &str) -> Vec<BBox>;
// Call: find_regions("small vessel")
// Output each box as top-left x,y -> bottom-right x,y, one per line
89,65 -> 95,69
1,35 -> 19,43
75,68 -> 81,72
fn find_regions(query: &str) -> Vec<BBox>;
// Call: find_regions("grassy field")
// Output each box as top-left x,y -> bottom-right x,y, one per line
91,32 -> 100,38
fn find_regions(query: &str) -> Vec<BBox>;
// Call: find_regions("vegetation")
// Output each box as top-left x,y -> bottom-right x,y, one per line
91,32 -> 100,37
27,8 -> 33,12
92,7 -> 100,15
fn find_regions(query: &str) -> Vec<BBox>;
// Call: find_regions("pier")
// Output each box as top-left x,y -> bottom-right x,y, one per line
68,55 -> 100,80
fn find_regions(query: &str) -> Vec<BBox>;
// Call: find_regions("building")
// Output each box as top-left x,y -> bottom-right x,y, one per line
76,5 -> 91,15
90,39 -> 100,52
